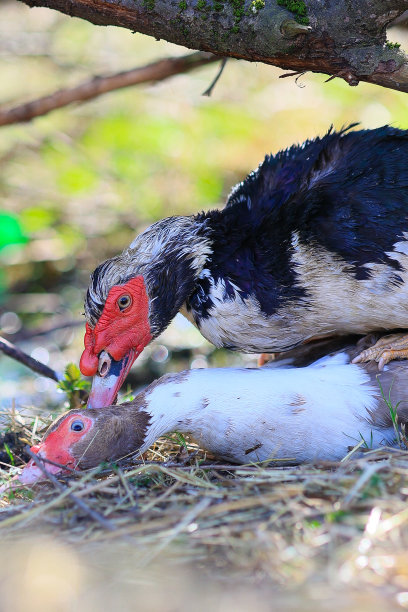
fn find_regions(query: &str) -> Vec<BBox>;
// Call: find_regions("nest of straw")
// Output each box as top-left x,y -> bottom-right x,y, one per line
1,405 -> 408,608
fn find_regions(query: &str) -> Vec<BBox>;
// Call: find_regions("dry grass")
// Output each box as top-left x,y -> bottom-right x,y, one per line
1,408 -> 408,610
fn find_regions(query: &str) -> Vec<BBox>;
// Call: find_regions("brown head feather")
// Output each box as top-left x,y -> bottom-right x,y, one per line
41,400 -> 151,470
73,404 -> 151,469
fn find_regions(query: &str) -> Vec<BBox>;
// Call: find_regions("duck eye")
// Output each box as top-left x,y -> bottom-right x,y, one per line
71,419 -> 84,432
117,294 -> 132,311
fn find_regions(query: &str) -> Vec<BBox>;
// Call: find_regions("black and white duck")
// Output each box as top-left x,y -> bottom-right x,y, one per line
79,126 -> 408,408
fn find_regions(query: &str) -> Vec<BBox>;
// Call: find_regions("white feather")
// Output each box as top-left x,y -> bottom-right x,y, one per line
184,233 -> 408,353
137,363 -> 393,464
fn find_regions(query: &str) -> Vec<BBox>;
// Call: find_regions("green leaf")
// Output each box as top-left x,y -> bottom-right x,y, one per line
3,443 -> 14,466
57,362 -> 91,408
0,212 -> 27,252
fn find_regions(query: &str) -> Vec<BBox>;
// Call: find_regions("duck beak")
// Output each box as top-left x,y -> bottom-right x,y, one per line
0,464 -> 44,493
2,445 -> 66,491
18,454 -> 63,485
87,349 -> 137,409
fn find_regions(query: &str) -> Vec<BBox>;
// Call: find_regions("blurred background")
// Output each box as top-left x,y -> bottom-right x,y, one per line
0,533 -> 403,612
0,0 -> 407,413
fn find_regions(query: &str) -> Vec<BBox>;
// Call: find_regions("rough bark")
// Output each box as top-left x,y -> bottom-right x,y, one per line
18,0 -> 408,92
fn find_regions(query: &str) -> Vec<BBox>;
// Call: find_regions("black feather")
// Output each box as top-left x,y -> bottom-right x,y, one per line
191,125 -> 408,318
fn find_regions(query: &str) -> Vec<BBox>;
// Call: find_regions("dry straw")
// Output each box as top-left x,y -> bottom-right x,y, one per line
1,406 -> 408,603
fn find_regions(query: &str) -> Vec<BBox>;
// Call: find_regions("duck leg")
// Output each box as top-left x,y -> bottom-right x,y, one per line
258,353 -> 278,366
352,333 -> 408,370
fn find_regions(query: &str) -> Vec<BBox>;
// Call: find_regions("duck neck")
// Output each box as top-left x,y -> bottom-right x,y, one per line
125,215 -> 213,280
126,216 -> 214,335
133,371 -> 205,455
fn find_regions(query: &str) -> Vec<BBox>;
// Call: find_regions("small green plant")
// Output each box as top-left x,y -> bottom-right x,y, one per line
178,0 -> 187,10
306,519 -> 321,529
213,0 -> 224,11
3,443 -> 14,466
326,509 -> 349,523
377,376 -> 405,449
130,475 -> 154,487
231,0 -> 245,24
277,0 -> 309,25
58,363 -> 91,410
385,41 -> 401,50
120,386 -> 135,403
361,473 -> 384,499
175,432 -> 189,451
251,0 -> 265,12
164,432 -> 189,452
359,430 -> 373,450
142,0 -> 155,10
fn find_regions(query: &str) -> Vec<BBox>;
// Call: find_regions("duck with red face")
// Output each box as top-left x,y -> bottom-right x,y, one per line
17,413 -> 95,485
80,276 -> 152,409
80,127 -> 408,409
80,216 -> 212,408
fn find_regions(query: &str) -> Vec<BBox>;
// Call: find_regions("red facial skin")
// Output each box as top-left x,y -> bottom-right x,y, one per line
79,276 -> 152,377
17,414 -> 93,486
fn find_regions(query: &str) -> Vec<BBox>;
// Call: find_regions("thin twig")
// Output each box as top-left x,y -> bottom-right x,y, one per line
0,336 -> 61,382
342,463 -> 384,508
25,447 -> 117,531
116,467 -> 138,508
202,58 -> 228,96
12,319 -> 82,342
0,51 -> 219,127
36,455 -> 82,474
340,439 -> 365,463
279,70 -> 306,79
92,457 -> 297,477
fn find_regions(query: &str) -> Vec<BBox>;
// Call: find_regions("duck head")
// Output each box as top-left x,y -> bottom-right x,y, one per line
80,216 -> 211,408
18,404 -> 151,485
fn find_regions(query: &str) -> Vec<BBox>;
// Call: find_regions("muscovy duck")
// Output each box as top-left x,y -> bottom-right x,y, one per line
15,337 -> 408,486
80,125 -> 408,409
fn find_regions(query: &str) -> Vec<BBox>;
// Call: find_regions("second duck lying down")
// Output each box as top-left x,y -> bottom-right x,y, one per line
16,339 -> 408,486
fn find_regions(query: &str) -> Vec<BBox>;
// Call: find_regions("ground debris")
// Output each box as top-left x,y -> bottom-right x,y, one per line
1,411 -> 408,607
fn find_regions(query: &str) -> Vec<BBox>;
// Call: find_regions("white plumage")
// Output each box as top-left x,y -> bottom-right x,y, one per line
138,357 -> 394,464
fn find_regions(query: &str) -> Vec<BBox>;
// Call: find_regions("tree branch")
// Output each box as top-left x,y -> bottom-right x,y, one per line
12,319 -> 82,342
17,0 -> 408,93
0,336 -> 61,382
0,51 -> 219,126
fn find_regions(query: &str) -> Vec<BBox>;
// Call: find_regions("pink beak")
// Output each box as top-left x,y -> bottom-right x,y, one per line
0,448 -> 65,493
18,453 -> 65,484
87,349 -> 137,409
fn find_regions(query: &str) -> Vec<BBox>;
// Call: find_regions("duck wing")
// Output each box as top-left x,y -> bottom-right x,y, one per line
225,125 -> 408,281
